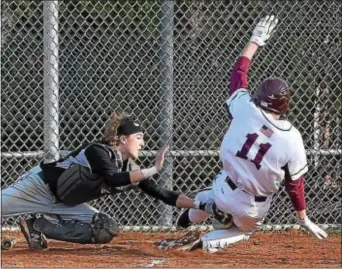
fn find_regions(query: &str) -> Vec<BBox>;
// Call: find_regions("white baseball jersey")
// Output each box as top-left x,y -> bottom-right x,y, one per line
220,89 -> 308,196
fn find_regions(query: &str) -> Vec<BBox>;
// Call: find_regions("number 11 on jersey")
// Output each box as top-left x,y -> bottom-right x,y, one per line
236,133 -> 272,170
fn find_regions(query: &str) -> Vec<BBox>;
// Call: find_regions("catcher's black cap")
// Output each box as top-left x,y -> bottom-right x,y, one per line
117,120 -> 144,136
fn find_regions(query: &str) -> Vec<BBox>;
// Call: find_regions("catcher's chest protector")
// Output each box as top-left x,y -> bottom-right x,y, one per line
56,163 -> 105,206
56,144 -> 121,206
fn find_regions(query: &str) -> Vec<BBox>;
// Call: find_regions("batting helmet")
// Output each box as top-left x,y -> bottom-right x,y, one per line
253,78 -> 291,115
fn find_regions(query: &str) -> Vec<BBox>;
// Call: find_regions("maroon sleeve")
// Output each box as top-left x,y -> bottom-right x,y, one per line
229,56 -> 251,95
284,170 -> 306,211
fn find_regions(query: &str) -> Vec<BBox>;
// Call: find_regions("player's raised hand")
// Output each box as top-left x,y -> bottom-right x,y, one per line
154,144 -> 169,172
250,15 -> 279,47
298,216 -> 328,240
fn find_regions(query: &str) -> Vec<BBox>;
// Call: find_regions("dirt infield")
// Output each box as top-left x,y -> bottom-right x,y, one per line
1,230 -> 341,268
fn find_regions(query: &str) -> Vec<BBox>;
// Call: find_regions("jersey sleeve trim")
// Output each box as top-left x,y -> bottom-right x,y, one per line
290,164 -> 308,180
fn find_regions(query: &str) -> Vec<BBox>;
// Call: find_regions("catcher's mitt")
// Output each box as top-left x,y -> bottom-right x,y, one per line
156,231 -> 202,251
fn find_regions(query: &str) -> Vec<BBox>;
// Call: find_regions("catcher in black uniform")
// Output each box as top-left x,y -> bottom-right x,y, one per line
2,112 -> 226,249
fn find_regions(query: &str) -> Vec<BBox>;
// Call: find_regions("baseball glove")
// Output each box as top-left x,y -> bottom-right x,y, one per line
156,231 -> 202,251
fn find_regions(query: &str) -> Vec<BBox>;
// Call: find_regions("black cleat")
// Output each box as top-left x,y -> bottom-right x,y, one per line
19,217 -> 48,249
176,208 -> 192,230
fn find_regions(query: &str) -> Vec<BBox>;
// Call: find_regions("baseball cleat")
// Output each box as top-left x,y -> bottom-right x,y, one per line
176,208 -> 192,230
19,217 -> 48,249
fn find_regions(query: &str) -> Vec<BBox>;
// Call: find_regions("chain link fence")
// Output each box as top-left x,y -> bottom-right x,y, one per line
1,1 -> 341,230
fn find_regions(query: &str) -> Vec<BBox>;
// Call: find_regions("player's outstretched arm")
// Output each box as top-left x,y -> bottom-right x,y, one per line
229,15 -> 278,95
284,175 -> 328,240
138,179 -> 214,210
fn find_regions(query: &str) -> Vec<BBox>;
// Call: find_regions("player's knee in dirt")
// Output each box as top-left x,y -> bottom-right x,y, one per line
92,212 -> 119,243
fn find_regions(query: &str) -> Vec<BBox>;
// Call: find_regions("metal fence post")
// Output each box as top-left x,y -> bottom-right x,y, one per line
158,0 -> 174,225
43,1 -> 59,163
313,86 -> 320,168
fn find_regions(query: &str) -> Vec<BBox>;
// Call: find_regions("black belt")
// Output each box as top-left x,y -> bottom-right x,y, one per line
226,177 -> 267,202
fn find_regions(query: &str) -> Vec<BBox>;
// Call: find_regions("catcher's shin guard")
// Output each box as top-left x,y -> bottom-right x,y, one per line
33,212 -> 119,244
19,217 -> 48,249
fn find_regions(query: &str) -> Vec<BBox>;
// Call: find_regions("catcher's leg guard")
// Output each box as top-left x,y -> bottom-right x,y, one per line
91,212 -> 119,243
33,212 -> 119,244
19,217 -> 48,249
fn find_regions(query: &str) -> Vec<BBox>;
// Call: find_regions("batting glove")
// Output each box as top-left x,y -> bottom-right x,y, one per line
298,216 -> 328,240
250,15 -> 279,46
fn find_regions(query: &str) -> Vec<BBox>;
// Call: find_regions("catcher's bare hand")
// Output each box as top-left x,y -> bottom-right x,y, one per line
154,144 -> 169,172
250,15 -> 278,46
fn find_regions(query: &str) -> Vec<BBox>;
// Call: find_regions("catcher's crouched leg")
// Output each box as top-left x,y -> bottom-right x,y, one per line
33,212 -> 119,244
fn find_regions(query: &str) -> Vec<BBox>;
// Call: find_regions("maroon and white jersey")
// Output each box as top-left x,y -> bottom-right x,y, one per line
219,57 -> 308,196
